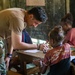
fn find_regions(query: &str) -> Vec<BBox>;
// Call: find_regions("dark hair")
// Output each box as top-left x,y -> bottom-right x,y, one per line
49,26 -> 64,43
61,13 -> 73,25
28,7 -> 48,23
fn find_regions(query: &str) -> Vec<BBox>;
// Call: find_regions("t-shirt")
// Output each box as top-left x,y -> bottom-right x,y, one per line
22,29 -> 32,44
64,28 -> 75,46
0,8 -> 26,38
43,43 -> 70,75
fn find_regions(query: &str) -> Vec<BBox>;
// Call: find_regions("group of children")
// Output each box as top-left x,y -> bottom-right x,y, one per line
33,13 -> 75,75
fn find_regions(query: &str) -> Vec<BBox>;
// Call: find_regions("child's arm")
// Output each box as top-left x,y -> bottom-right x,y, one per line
33,59 -> 48,74
41,62 -> 48,74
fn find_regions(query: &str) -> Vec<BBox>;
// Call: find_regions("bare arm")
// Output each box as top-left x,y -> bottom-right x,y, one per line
41,64 -> 48,74
11,30 -> 38,50
33,59 -> 48,74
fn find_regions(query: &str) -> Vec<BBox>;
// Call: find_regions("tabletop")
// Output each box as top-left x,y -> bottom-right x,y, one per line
17,49 -> 45,59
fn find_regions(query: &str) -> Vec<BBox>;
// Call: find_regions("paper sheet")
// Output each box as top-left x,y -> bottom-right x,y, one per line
24,49 -> 40,53
71,56 -> 75,61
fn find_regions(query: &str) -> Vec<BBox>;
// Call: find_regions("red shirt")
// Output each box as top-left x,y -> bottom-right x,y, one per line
64,28 -> 75,46
43,43 -> 70,66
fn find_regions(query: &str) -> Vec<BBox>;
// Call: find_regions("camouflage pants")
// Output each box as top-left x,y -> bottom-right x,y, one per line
0,37 -> 6,75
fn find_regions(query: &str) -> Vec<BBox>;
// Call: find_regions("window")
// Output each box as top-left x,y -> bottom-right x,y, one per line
31,38 -> 46,44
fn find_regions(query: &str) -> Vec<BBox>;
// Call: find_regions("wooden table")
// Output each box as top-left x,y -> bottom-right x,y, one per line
17,50 -> 45,74
17,49 -> 75,75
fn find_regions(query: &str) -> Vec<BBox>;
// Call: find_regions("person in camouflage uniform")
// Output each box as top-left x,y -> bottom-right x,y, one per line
0,37 -> 6,75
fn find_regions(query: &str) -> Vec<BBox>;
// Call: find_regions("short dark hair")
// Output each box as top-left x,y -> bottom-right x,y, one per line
61,13 -> 73,25
28,7 -> 48,23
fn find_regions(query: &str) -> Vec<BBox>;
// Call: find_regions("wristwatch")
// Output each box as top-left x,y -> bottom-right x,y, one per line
7,53 -> 12,58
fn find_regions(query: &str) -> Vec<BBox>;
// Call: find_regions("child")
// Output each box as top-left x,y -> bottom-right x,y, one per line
60,13 -> 75,75
60,13 -> 75,46
33,26 -> 71,75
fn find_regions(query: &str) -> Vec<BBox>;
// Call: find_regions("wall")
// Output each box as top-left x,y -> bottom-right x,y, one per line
0,0 -> 66,40
27,0 -> 66,40
70,0 -> 75,27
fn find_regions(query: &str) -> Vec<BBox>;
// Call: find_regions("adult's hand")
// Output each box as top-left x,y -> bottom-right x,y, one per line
5,57 -> 10,70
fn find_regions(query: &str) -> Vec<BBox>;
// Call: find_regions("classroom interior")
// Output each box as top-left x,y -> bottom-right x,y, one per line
0,0 -> 75,75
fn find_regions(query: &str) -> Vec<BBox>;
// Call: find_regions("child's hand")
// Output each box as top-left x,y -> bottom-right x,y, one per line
43,45 -> 50,53
39,44 -> 45,51
39,44 -> 49,51
33,59 -> 40,66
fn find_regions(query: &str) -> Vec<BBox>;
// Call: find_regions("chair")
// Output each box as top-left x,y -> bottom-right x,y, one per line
24,62 -> 41,75
7,71 -> 22,75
